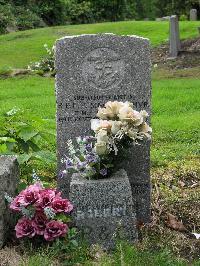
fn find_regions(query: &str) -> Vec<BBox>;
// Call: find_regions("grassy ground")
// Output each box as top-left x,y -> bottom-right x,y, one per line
0,75 -> 199,167
0,21 -> 199,69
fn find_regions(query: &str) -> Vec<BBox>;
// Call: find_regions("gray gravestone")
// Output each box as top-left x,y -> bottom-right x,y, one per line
69,170 -> 137,249
190,9 -> 197,21
55,33 -> 151,223
0,156 -> 19,248
169,15 -> 181,58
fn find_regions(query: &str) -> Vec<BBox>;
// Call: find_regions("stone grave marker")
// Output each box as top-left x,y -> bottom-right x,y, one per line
169,15 -> 181,58
70,169 -> 137,249
0,156 -> 19,248
55,33 -> 151,224
190,9 -> 197,21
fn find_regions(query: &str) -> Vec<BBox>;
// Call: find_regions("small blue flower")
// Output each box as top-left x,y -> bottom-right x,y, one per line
85,143 -> 93,152
100,168 -> 108,176
86,153 -> 98,163
77,161 -> 87,170
59,170 -> 67,178
65,158 -> 73,169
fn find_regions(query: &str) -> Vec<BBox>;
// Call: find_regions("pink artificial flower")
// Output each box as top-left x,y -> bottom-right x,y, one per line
15,217 -> 36,238
32,211 -> 48,235
51,197 -> 73,214
35,189 -> 56,209
10,195 -> 25,212
22,182 -> 42,206
10,182 -> 42,211
44,220 -> 68,241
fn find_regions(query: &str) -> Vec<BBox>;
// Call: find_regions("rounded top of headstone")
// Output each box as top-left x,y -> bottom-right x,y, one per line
56,33 -> 150,46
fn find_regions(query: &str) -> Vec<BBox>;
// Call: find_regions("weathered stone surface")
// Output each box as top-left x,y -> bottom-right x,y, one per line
69,169 -> 137,249
55,33 -> 151,223
190,9 -> 197,21
0,156 -> 19,248
169,15 -> 181,58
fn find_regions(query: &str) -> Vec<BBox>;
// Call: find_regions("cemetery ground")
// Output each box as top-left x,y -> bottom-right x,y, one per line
0,21 -> 199,265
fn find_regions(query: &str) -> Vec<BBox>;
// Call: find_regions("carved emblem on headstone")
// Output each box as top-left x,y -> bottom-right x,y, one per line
82,48 -> 125,91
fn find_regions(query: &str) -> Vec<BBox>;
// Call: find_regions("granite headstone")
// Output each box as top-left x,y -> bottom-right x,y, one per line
55,33 -> 151,223
169,15 -> 181,58
69,169 -> 137,249
0,156 -> 19,248
190,9 -> 197,21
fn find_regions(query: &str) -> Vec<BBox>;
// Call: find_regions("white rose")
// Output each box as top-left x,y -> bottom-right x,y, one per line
91,119 -> 100,132
118,106 -> 143,126
97,101 -> 125,119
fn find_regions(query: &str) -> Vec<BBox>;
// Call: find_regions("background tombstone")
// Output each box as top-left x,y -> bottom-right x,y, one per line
0,156 -> 19,248
55,33 -> 151,223
169,15 -> 181,58
190,9 -> 197,21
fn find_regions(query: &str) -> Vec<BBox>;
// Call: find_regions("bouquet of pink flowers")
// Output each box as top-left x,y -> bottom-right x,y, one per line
6,180 -> 73,241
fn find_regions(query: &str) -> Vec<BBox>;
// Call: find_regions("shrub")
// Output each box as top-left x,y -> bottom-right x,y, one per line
0,4 -> 15,34
179,14 -> 188,21
0,107 -> 55,166
14,7 -> 44,30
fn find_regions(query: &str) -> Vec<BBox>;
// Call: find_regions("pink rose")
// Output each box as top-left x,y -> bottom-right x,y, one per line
22,182 -> 42,206
15,217 -> 36,238
32,211 -> 48,235
10,182 -> 42,211
10,195 -> 25,211
51,197 -> 73,214
44,220 -> 68,241
35,189 -> 56,209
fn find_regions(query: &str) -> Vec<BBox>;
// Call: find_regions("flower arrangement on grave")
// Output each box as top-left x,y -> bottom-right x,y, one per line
62,101 -> 152,179
5,173 -> 73,242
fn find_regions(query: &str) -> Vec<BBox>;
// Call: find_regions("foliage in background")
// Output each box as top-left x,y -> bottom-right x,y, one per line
0,107 -> 56,168
0,0 -> 199,34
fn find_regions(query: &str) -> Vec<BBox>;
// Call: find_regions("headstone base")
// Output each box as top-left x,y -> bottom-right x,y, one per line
69,169 -> 138,250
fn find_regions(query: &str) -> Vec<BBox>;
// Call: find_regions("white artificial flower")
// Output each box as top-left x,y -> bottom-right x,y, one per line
140,110 -> 149,118
111,121 -> 122,135
96,129 -> 109,143
118,106 -> 143,126
91,119 -> 100,132
91,119 -> 112,133
97,101 -> 124,119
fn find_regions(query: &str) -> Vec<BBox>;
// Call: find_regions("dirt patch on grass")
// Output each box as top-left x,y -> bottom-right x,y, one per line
152,37 -> 200,70
143,160 -> 200,262
0,247 -> 24,266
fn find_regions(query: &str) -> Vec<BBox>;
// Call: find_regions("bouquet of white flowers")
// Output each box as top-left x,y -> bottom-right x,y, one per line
61,101 -> 152,180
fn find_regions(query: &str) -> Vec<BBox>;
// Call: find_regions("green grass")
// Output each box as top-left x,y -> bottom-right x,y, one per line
0,21 -> 199,69
19,240 -> 190,266
0,75 -> 199,166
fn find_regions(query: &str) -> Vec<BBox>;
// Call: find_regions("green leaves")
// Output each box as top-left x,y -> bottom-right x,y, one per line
18,126 -> 39,142
0,107 -> 55,167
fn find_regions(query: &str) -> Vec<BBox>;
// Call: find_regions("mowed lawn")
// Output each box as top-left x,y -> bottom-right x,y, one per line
0,21 -> 199,69
0,76 -> 199,166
